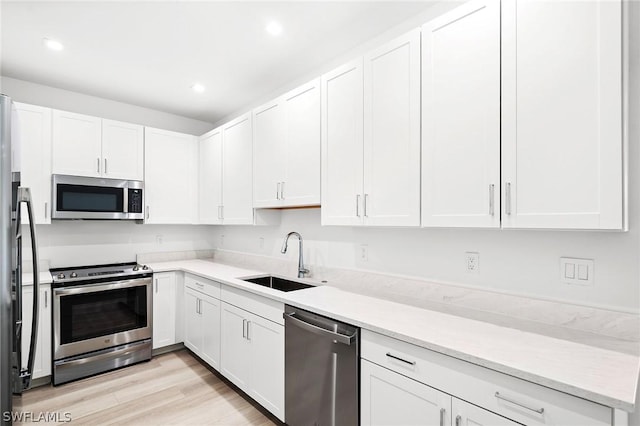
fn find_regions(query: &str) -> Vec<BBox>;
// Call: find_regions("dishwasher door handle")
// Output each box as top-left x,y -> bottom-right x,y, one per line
284,312 -> 356,346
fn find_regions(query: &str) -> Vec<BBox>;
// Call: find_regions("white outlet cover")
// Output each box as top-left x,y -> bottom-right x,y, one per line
359,244 -> 369,262
465,252 -> 479,274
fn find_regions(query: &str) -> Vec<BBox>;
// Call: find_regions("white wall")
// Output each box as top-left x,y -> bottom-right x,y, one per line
25,222 -> 215,268
0,76 -> 214,135
211,1 -> 640,314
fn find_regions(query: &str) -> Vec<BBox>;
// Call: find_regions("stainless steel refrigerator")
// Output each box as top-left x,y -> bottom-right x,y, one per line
1,94 -> 40,424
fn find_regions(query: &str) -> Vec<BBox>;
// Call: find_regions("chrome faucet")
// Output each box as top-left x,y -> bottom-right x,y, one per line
281,231 -> 309,278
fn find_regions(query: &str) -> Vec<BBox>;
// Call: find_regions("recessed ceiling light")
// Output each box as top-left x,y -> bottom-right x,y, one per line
191,83 -> 205,94
265,21 -> 283,36
43,38 -> 64,51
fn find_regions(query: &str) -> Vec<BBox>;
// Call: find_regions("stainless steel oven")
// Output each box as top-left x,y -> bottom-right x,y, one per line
51,262 -> 152,385
52,174 -> 144,220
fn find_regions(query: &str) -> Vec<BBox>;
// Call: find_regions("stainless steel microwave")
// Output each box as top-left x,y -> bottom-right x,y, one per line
52,174 -> 144,220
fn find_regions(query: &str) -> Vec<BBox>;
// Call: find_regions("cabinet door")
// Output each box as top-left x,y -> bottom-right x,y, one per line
20,285 -> 51,380
248,315 -> 285,422
200,295 -> 221,371
183,288 -> 202,353
422,0 -> 500,228
12,103 -> 52,225
152,273 -> 176,350
361,359 -> 451,426
52,110 -> 102,177
282,79 -> 321,207
253,100 -> 285,208
363,29 -> 421,227
199,128 -> 223,224
502,0 -> 623,229
101,119 -> 144,180
222,114 -> 254,224
452,398 -> 520,426
144,127 -> 198,224
321,59 -> 364,226
220,302 -> 251,390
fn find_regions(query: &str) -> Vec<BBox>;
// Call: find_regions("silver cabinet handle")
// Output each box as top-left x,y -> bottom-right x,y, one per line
146,206 -> 150,220
97,157 -> 100,173
246,321 -> 251,341
489,184 -> 495,216
276,182 -> 281,200
364,193 -> 369,217
44,202 -> 47,219
495,392 -> 544,414
220,205 -> 224,220
104,158 -> 108,175
439,408 -> 445,426
242,319 -> 247,338
455,415 -> 461,426
356,194 -> 361,217
155,279 -> 158,294
195,282 -> 204,288
280,182 -> 285,200
385,352 -> 416,365
44,291 -> 47,309
505,182 -> 512,215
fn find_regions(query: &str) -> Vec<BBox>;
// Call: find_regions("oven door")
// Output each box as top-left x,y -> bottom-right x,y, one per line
51,174 -> 136,220
53,277 -> 152,360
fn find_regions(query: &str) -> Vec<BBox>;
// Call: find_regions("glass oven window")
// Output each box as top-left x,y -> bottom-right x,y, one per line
57,184 -> 124,212
59,285 -> 147,344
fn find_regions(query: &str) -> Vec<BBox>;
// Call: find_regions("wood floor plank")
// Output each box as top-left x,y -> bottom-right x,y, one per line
14,350 -> 279,426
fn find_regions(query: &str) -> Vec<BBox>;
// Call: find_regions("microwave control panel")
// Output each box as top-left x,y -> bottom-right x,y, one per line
128,188 -> 143,213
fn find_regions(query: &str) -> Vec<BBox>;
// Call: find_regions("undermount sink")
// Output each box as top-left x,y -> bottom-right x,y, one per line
241,275 -> 314,292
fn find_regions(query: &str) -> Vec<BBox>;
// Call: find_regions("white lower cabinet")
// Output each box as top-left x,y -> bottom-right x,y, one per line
152,272 -> 176,349
21,284 -> 51,380
361,330 -> 612,426
220,299 -> 284,422
184,278 -> 221,371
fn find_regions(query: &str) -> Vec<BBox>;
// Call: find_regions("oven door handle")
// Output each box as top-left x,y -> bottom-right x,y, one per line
54,278 -> 151,296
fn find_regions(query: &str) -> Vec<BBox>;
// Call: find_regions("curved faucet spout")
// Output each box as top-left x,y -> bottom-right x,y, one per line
280,231 -> 309,278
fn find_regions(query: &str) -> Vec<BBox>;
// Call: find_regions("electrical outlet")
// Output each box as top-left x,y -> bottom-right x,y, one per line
359,244 -> 369,262
465,252 -> 479,274
560,257 -> 594,285
156,235 -> 163,245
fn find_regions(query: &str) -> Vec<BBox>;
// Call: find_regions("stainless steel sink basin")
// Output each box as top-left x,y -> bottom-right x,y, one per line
241,275 -> 314,292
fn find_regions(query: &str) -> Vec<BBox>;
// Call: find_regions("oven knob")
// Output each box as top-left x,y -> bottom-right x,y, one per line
57,273 -> 65,279
133,265 -> 139,271
142,265 -> 149,270
70,272 -> 78,278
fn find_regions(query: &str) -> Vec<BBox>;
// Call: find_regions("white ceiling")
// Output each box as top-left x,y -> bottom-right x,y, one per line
1,1 -> 434,124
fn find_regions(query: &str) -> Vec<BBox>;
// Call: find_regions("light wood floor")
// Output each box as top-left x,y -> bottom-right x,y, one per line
14,350 -> 279,426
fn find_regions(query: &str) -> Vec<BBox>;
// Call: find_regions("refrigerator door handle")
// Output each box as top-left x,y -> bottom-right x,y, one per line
15,187 -> 39,393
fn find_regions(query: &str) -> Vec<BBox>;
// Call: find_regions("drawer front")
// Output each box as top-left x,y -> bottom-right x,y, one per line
185,274 -> 221,299
221,285 -> 284,325
361,330 -> 611,426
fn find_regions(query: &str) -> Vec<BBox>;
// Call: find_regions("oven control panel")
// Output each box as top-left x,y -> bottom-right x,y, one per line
128,188 -> 143,214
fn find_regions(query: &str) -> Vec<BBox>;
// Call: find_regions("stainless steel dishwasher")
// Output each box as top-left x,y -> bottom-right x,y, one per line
284,304 -> 359,426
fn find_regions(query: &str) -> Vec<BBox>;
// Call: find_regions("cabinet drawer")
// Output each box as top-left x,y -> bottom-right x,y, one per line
221,285 -> 284,325
184,274 -> 220,299
361,330 -> 611,426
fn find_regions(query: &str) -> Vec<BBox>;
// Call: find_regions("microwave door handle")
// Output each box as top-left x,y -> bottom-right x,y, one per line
17,188 -> 39,392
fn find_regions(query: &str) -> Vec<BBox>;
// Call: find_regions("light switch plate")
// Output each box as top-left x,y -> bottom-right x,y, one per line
560,257 -> 594,285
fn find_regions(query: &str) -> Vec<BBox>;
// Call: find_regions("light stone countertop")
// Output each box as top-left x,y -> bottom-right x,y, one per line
149,259 -> 640,411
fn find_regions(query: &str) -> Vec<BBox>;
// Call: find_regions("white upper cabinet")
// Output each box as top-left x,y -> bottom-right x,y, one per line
322,30 -> 420,226
222,113 -> 254,224
198,128 -> 223,224
501,0 -> 623,229
281,79 -> 321,207
363,29 -> 421,226
253,99 -> 285,208
421,0 -> 500,228
253,79 -> 321,209
52,110 -> 102,177
321,58 -> 365,226
52,110 -> 144,181
12,103 -> 52,224
144,127 -> 198,224
101,119 -> 144,181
